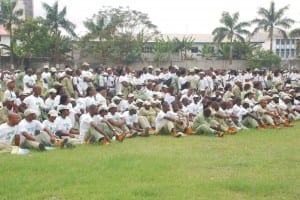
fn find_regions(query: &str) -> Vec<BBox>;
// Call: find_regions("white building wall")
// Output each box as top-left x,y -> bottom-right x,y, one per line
0,35 -> 10,56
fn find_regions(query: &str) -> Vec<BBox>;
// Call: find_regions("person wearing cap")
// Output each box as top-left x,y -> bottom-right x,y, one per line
55,105 -> 79,136
106,103 -> 130,137
80,63 -> 93,96
61,67 -> 75,98
253,96 -> 280,128
186,95 -> 203,118
41,65 -> 51,91
19,109 -> 57,150
23,68 -> 36,94
132,81 -> 147,101
23,86 -> 46,119
232,80 -> 242,98
80,105 -> 112,145
138,101 -> 156,130
171,101 -> 193,135
155,102 -> 183,137
122,105 -> 149,137
0,113 -> 22,153
192,108 -> 224,137
45,88 -> 58,111
72,69 -> 84,98
106,67 -> 116,95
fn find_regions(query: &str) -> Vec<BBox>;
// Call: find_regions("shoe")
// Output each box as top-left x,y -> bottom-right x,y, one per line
143,128 -> 150,137
216,131 -> 224,137
116,134 -> 125,142
272,125 -> 281,129
100,139 -> 110,145
263,124 -> 269,128
86,135 -> 96,144
185,127 -> 193,135
172,130 -> 181,138
283,119 -> 293,127
38,143 -> 46,151
66,143 -> 75,149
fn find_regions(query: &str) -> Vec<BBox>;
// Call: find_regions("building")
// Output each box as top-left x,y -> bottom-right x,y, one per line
15,0 -> 33,20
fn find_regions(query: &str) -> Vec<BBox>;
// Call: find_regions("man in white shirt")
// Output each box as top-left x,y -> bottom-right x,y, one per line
41,65 -> 51,90
80,105 -> 111,144
123,105 -> 149,136
155,102 -> 183,137
19,109 -> 56,150
95,87 -> 107,107
0,113 -> 20,153
23,68 -> 36,93
23,86 -> 45,118
81,62 -> 94,96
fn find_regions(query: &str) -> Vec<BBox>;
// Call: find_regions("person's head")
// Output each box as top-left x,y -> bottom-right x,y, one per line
8,113 -> 21,126
24,109 -> 37,122
128,105 -> 138,115
33,86 -> 42,96
88,105 -> 98,116
99,107 -> 108,116
48,110 -> 58,122
211,101 -> 219,111
96,86 -> 107,96
59,95 -> 70,105
59,107 -> 70,118
171,101 -> 179,112
143,101 -> 151,110
259,99 -> 267,108
108,104 -> 118,114
86,86 -> 96,97
193,95 -> 200,104
224,83 -> 232,92
181,98 -> 190,107
203,108 -> 212,118
162,102 -> 170,113
6,80 -> 15,90
48,88 -> 57,99
26,68 -> 33,75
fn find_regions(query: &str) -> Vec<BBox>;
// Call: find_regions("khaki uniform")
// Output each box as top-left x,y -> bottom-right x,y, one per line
133,90 -> 148,101
232,85 -> 241,98
138,107 -> 156,128
255,105 -> 275,126
192,114 -> 217,135
0,108 -> 9,124
62,76 -> 75,97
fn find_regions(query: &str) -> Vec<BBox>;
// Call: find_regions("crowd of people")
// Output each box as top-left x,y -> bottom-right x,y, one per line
0,62 -> 300,154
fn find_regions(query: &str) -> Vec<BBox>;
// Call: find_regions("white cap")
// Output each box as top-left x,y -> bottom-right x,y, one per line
48,88 -> 57,94
82,62 -> 90,66
50,67 -> 57,72
48,110 -> 58,117
128,93 -> 135,98
108,103 -> 117,109
24,109 -> 37,117
128,104 -> 138,111
58,105 -> 69,111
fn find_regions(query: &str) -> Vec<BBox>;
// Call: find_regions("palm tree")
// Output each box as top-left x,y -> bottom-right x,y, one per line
252,1 -> 294,52
212,12 -> 250,65
290,28 -> 300,37
0,0 -> 23,65
42,1 -> 76,64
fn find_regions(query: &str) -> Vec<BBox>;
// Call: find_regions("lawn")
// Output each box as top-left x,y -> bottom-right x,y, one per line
0,123 -> 300,200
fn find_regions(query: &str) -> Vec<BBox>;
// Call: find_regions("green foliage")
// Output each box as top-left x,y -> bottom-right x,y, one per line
173,36 -> 194,60
81,6 -> 159,64
199,44 -> 215,60
247,49 -> 281,69
212,12 -> 250,64
0,124 -> 300,199
252,1 -> 294,52
0,0 -> 23,64
233,41 -> 260,59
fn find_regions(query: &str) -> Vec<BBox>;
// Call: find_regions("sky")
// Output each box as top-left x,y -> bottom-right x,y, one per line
33,0 -> 300,36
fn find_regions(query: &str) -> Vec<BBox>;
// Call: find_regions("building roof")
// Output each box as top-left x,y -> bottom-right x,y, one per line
151,33 -> 266,43
0,25 -> 9,36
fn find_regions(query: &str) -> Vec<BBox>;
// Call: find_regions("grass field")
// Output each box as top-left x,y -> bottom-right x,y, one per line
1,123 -> 300,200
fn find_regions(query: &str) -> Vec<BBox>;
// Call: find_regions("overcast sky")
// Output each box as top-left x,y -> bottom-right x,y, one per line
34,0 -> 300,36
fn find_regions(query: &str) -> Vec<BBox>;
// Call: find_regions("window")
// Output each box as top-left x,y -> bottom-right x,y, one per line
143,45 -> 153,53
191,47 -> 198,53
276,39 -> 280,44
291,39 -> 295,44
286,40 -> 290,45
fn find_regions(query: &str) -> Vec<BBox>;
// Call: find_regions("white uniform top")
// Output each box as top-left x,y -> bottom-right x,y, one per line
0,123 -> 19,145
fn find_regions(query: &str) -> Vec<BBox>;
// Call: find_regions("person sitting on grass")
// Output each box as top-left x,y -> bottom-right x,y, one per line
0,113 -> 21,153
192,108 -> 224,137
19,109 -> 66,151
122,104 -> 149,137
80,105 -> 111,145
155,102 -> 184,137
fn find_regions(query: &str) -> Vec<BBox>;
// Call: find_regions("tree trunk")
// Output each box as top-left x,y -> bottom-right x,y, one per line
270,29 -> 273,53
9,26 -> 14,66
229,40 -> 233,66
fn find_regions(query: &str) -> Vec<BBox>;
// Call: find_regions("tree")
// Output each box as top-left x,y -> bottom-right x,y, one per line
199,44 -> 215,60
173,36 -> 194,60
233,40 -> 260,59
252,1 -> 294,52
0,0 -> 23,65
82,6 -> 159,64
212,12 -> 250,65
247,50 -> 281,69
42,1 -> 76,64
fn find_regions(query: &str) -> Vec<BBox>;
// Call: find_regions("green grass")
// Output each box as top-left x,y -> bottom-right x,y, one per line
1,124 -> 300,200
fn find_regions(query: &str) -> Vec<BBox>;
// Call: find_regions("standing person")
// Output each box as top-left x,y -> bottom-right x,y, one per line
23,86 -> 45,119
23,68 -> 36,94
81,62 -> 93,96
73,69 -> 84,98
0,113 -> 21,153
41,65 -> 51,91
61,68 -> 75,98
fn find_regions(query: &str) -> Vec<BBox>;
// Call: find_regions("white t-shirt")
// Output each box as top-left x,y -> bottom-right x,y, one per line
85,96 -> 98,108
106,112 -> 123,121
23,74 -> 36,93
42,120 -> 58,135
0,123 -> 19,144
3,90 -> 17,102
155,110 -> 167,131
19,119 -> 44,135
81,70 -> 93,92
41,72 -> 51,89
122,111 -> 138,126
95,93 -> 107,107
45,97 -> 59,110
55,116 -> 73,133
23,95 -> 45,117
79,113 -> 94,141
73,76 -> 84,96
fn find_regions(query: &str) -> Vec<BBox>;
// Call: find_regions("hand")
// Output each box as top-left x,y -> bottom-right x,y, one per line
50,135 -> 56,143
